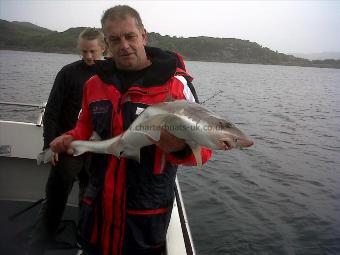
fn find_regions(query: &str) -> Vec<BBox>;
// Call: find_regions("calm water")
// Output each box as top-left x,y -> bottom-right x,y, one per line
1,50 -> 340,254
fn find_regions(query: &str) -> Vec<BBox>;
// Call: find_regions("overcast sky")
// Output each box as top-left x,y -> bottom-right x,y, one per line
1,0 -> 340,54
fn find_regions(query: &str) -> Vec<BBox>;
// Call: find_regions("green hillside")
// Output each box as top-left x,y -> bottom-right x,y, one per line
1,19 -> 339,69
0,19 -> 85,53
148,33 -> 312,66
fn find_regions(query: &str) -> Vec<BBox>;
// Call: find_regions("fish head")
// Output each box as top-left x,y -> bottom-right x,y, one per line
214,120 -> 254,150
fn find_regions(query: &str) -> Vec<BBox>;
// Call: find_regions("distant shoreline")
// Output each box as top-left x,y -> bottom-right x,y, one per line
2,48 -> 339,70
0,48 -> 76,55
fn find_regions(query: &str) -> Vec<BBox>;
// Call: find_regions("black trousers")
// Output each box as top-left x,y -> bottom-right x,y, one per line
27,154 -> 89,255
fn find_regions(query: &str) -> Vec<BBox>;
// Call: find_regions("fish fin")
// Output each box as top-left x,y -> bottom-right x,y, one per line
107,134 -> 123,157
134,115 -> 166,141
89,131 -> 102,141
122,149 -> 141,163
187,141 -> 202,168
141,130 -> 161,142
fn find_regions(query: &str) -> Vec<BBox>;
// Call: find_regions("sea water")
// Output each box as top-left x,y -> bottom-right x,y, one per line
1,50 -> 339,254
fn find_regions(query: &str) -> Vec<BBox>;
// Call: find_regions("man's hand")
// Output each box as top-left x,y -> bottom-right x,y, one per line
153,129 -> 187,153
49,134 -> 74,154
51,152 -> 59,166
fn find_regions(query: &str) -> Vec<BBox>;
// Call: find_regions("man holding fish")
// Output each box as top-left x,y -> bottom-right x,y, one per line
46,5 -> 252,255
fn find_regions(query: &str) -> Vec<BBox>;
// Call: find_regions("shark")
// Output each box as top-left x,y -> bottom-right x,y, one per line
38,100 -> 253,167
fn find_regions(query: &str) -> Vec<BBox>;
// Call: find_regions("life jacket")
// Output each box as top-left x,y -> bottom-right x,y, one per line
68,47 -> 212,255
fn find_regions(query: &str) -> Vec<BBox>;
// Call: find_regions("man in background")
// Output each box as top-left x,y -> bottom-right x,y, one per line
27,28 -> 106,255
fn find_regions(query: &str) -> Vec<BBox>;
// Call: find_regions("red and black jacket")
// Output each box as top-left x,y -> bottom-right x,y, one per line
68,47 -> 212,255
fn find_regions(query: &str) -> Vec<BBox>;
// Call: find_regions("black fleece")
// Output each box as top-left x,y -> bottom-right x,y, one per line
43,60 -> 96,149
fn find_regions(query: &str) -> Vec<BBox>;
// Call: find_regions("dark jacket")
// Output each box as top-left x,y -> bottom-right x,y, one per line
68,47 -> 212,255
43,60 -> 96,149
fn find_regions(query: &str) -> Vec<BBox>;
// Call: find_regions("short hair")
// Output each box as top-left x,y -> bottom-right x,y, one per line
78,27 -> 105,47
101,5 -> 144,31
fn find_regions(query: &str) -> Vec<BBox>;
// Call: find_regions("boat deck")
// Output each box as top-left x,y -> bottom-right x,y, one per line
0,200 -> 79,255
0,156 -> 80,254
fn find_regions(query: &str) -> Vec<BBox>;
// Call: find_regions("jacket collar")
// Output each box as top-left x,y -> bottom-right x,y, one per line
93,46 -> 180,90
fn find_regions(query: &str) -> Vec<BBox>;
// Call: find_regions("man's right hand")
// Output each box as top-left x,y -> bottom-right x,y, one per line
49,134 -> 74,166
49,134 -> 74,154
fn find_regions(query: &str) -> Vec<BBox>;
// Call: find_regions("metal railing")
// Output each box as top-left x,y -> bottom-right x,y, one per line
0,101 -> 46,126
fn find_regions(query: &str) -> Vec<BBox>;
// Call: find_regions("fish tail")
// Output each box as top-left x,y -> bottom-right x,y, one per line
36,148 -> 52,165
36,151 -> 44,165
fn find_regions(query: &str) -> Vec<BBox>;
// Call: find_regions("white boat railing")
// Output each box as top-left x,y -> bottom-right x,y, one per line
0,101 -> 46,126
